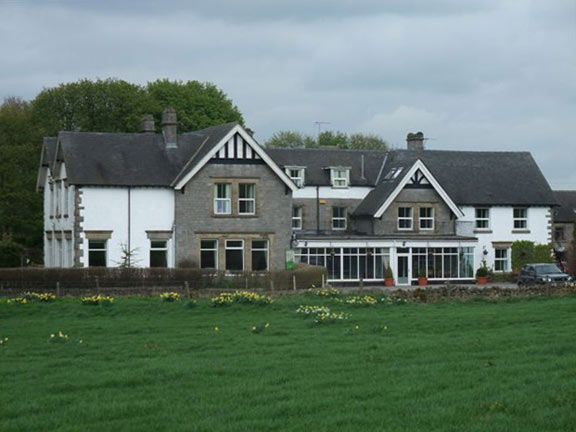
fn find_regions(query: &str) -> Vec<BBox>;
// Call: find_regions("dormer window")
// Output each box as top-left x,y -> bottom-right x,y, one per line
285,167 -> 305,188
330,168 -> 350,188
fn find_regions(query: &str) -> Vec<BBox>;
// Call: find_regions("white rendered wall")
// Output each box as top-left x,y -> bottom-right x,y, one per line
293,186 -> 373,200
43,164 -> 75,267
459,206 -> 552,271
80,187 -> 175,267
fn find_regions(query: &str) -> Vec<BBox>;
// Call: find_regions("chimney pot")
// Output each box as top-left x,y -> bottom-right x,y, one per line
162,108 -> 178,148
141,114 -> 155,133
407,131 -> 424,151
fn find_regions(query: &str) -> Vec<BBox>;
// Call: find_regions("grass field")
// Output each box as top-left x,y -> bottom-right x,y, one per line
1,292 -> 576,432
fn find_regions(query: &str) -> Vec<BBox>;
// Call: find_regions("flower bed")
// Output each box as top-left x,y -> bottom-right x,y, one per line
211,291 -> 272,307
80,295 -> 115,306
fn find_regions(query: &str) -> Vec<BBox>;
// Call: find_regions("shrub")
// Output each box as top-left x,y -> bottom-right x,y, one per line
80,295 -> 115,306
384,266 -> 394,279
512,241 -> 554,273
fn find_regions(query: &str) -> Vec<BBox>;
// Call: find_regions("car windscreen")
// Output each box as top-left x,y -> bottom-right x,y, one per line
534,264 -> 562,274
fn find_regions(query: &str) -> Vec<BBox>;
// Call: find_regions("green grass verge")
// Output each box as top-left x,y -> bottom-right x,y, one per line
1,294 -> 576,431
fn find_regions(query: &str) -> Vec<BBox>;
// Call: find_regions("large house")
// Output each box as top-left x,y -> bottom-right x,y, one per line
552,191 -> 576,264
37,109 -> 558,285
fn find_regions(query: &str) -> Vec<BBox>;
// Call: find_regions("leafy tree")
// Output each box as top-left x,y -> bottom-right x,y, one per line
0,98 -> 44,255
146,79 -> 244,132
32,78 -> 149,135
265,131 -> 316,148
265,130 -> 389,151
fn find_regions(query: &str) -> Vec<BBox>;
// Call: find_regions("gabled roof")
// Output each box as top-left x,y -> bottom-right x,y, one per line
553,191 -> 576,223
49,123 -> 238,187
172,124 -> 297,191
266,147 -> 387,187
36,137 -> 57,191
354,150 -> 557,217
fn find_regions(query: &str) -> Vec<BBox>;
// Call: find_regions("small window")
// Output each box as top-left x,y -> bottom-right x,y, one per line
286,168 -> 305,188
332,207 -> 347,230
513,208 -> 528,229
494,248 -> 510,272
419,207 -> 434,230
214,183 -> 231,215
398,207 -> 413,230
200,239 -> 218,269
225,239 -> 244,271
331,168 -> 349,188
554,227 -> 565,241
150,240 -> 168,268
238,183 -> 256,215
292,207 -> 303,230
475,208 -> 490,229
251,240 -> 268,271
88,240 -> 107,267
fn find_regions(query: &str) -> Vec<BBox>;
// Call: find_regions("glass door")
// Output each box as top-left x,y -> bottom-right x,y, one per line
397,254 -> 411,285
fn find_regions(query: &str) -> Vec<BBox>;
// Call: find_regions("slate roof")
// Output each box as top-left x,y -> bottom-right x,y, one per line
352,150 -> 557,216
266,147 -> 387,187
553,191 -> 576,223
46,123 -> 237,187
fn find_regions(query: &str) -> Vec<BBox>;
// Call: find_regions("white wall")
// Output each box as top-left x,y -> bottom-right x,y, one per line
80,187 -> 175,267
293,186 -> 372,200
459,206 -> 552,271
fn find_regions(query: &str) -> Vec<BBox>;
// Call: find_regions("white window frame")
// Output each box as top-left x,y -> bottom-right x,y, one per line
419,207 -> 434,230
398,207 -> 413,230
225,239 -> 244,271
332,207 -> 347,230
214,183 -> 231,215
475,208 -> 490,229
238,183 -> 256,215
292,206 -> 303,230
88,239 -> 107,267
150,240 -> 168,268
200,239 -> 218,269
494,247 -> 510,272
251,239 -> 269,271
513,207 -> 528,229
286,167 -> 305,188
63,183 -> 69,216
330,168 -> 350,188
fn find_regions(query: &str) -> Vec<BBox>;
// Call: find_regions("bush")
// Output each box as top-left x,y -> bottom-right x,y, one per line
0,238 -> 23,268
512,241 -> 554,273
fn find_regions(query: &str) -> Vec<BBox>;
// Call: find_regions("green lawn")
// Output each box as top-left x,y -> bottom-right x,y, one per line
1,293 -> 576,432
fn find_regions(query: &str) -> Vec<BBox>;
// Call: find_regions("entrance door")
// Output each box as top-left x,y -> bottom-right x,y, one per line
397,254 -> 411,285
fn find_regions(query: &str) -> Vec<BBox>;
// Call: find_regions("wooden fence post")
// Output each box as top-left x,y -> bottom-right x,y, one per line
321,274 -> 325,288
292,274 -> 297,291
185,281 -> 191,299
56,281 -> 61,298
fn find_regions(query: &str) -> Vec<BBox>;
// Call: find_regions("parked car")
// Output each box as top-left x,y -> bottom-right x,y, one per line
517,263 -> 573,285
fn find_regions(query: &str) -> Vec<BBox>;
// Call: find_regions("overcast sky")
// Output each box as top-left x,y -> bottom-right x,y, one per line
1,0 -> 575,189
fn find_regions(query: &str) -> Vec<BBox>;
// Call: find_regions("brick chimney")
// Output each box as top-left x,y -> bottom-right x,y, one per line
407,131 -> 424,151
162,108 -> 178,148
141,114 -> 155,133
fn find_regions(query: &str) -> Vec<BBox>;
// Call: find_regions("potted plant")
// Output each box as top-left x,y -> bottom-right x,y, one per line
417,269 -> 428,286
476,263 -> 489,285
384,266 -> 395,287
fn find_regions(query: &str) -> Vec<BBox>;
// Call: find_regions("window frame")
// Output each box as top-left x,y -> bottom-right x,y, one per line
200,239 -> 218,270
88,239 -> 107,267
286,167 -> 305,188
214,183 -> 232,215
332,207 -> 347,231
292,206 -> 303,230
251,239 -> 269,271
397,207 -> 413,230
149,240 -> 168,268
513,207 -> 528,229
419,207 -> 434,230
494,247 -> 510,272
554,227 -> 565,241
475,207 -> 490,230
330,168 -> 350,188
225,239 -> 244,271
238,183 -> 256,215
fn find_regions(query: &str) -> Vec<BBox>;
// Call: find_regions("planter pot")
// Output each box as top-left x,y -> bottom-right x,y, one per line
476,276 -> 488,285
418,277 -> 428,286
384,278 -> 395,287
